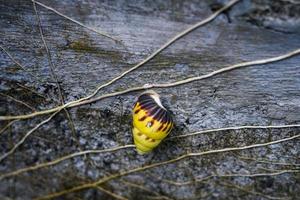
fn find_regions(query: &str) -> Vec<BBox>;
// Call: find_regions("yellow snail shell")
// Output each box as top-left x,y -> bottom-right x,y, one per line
132,90 -> 173,154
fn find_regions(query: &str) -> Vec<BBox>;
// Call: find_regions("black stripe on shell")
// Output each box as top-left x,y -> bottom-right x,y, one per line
148,106 -> 160,116
138,94 -> 153,103
166,123 -> 173,134
165,112 -> 172,124
152,106 -> 162,119
139,115 -> 147,121
140,101 -> 156,110
137,97 -> 153,105
153,107 -> 164,120
137,93 -> 172,124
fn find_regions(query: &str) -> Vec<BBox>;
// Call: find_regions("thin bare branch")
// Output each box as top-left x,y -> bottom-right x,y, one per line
238,156 -> 300,166
73,0 -> 241,102
32,1 -> 63,102
153,48 -> 300,88
16,83 -> 50,101
149,174 -> 213,186
0,120 -> 19,136
2,122 -> 300,180
1,47 -> 300,121
121,179 -> 172,200
0,105 -> 62,121
167,124 -> 300,140
219,181 -> 288,200
257,167 -> 282,173
96,186 -> 128,200
32,0 -> 120,42
0,93 -> 36,111
0,0 -> 241,124
150,170 -> 300,187
1,121 -> 299,179
217,170 -> 300,178
0,111 -> 59,163
0,45 -> 43,84
0,145 -> 135,180
34,133 -> 300,199
33,1 -> 82,152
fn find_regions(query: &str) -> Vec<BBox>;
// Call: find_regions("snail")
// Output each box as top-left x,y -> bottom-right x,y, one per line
132,90 -> 173,154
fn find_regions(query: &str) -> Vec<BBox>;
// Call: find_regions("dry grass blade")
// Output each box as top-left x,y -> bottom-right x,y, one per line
34,133 -> 300,199
2,47 -> 299,121
32,0 -> 120,42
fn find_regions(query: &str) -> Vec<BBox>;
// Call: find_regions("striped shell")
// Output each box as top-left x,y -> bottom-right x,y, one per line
132,90 -> 173,154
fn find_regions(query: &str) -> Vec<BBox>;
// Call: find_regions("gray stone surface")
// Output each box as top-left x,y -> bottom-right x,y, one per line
0,0 -> 300,199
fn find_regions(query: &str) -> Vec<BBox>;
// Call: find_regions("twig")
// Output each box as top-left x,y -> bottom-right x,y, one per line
34,133 -> 300,199
1,122 -> 300,179
167,124 -> 300,140
16,0 -> 240,124
121,179 -> 172,200
0,145 -> 135,180
149,174 -> 213,186
257,167 -> 282,173
70,0 -> 241,102
32,0 -> 120,42
1,47 -> 300,121
150,170 -> 300,187
16,83 -> 50,101
147,197 -> 172,200
1,0 -> 239,125
0,45 -> 43,84
0,93 -> 36,111
32,1 -> 82,153
0,111 -> 59,163
177,191 -> 213,200
3,121 -> 300,180
31,135 -> 55,144
0,120 -> 19,135
32,1 -> 63,103
238,156 -> 300,166
96,186 -> 128,200
216,170 -> 300,178
219,180 -> 288,200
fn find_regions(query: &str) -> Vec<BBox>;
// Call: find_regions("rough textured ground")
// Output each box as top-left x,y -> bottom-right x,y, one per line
0,0 -> 300,199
